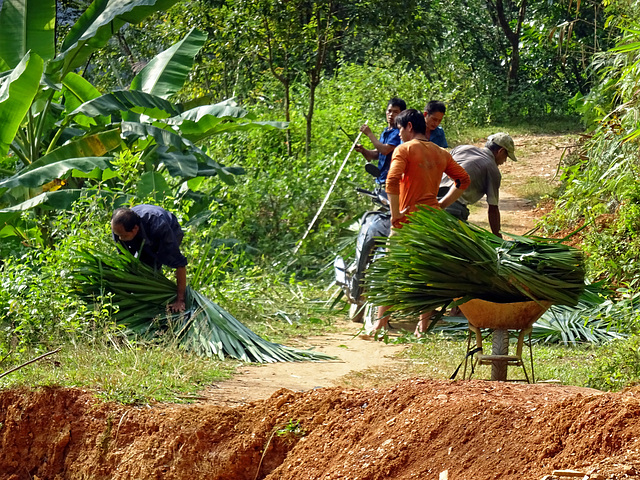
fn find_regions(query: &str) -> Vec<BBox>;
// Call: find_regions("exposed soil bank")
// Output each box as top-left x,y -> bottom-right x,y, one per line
1,381 -> 639,480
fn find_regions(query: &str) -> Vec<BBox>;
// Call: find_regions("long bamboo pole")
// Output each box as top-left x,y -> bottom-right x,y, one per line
293,121 -> 367,254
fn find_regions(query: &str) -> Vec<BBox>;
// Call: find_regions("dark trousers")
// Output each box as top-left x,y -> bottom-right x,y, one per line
437,186 -> 469,221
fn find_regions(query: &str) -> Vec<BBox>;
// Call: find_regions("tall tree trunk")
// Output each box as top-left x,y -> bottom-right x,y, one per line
508,41 -> 520,91
284,80 -> 292,157
486,0 -> 528,93
304,81 -> 317,159
303,0 -> 333,159
263,12 -> 293,157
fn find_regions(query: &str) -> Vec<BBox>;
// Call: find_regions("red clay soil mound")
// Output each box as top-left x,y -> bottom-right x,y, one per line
1,380 -> 640,480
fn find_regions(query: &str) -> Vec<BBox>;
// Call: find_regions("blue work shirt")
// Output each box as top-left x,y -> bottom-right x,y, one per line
429,126 -> 448,148
113,204 -> 187,269
377,127 -> 402,185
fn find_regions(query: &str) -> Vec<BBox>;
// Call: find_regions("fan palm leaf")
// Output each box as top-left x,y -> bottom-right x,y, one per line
71,247 -> 333,363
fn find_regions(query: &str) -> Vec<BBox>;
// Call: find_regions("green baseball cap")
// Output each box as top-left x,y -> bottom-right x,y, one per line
487,132 -> 517,161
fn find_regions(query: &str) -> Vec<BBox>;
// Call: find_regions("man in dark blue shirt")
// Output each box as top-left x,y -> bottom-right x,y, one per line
423,100 -> 448,148
354,97 -> 406,187
111,205 -> 188,312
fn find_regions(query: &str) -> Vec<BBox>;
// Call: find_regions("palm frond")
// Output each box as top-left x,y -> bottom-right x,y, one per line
70,247 -> 333,363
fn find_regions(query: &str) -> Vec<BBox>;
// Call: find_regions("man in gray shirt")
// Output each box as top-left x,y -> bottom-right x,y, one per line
439,132 -> 517,237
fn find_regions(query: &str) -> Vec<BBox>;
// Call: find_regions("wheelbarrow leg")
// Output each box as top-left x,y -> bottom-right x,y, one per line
527,329 -> 535,383
463,329 -> 472,379
464,325 -> 484,380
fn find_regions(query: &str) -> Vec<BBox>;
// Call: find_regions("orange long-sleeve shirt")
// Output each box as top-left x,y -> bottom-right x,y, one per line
386,139 -> 470,215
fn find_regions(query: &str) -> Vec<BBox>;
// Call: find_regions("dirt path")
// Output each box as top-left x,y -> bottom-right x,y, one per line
205,133 -> 576,407
467,133 -> 569,233
204,320 -> 407,406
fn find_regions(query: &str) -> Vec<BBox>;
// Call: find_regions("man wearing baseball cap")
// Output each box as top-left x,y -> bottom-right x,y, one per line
439,132 -> 517,237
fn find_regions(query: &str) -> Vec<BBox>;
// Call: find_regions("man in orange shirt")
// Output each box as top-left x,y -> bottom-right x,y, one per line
372,109 -> 470,336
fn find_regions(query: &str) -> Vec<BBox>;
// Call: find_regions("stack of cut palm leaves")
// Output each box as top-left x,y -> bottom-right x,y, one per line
71,248 -> 333,363
365,207 -> 585,316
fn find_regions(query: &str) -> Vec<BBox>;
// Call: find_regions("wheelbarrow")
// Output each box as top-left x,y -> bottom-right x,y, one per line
458,298 -> 552,382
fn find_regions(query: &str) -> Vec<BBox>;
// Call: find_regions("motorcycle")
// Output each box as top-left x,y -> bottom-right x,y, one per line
334,165 -> 391,325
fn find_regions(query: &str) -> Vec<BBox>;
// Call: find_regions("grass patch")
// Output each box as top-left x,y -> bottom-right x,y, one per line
0,340 -> 236,404
0,273 -> 341,404
405,336 -> 598,385
509,178 -> 558,204
212,279 -> 342,344
337,333 -> 602,388
532,343 -> 598,385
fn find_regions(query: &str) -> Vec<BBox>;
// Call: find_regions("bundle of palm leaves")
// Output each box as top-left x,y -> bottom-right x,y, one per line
365,206 -> 586,316
71,247 -> 333,363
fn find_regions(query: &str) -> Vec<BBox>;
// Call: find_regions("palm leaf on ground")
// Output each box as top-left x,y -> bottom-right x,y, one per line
71,247 -> 333,362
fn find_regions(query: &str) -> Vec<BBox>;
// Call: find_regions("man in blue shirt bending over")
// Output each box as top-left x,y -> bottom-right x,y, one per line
354,97 -> 406,188
423,100 -> 448,148
111,204 -> 188,312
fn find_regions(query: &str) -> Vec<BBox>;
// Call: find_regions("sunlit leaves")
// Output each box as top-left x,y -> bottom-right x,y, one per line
130,27 -> 207,98
0,52 -> 43,158
0,0 -> 55,68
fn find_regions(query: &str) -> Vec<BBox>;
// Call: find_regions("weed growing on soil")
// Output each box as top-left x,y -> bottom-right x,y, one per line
587,335 -> 640,391
277,419 -> 306,439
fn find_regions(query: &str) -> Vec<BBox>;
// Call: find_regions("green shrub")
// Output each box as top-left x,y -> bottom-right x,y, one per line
0,197 -> 115,353
587,336 -> 640,391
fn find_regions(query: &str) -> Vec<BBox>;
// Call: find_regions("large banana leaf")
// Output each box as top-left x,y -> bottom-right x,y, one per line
196,161 -> 243,184
172,99 -> 250,122
168,101 -> 287,143
62,72 -> 109,127
157,150 -> 198,178
136,171 -> 170,202
0,52 -> 43,157
0,190 -> 129,224
0,188 -> 94,212
70,91 -> 182,120
120,122 -> 234,181
130,28 -> 207,99
51,0 -> 179,77
120,121 -> 194,152
14,129 -> 122,176
0,157 -> 113,189
0,0 -> 55,68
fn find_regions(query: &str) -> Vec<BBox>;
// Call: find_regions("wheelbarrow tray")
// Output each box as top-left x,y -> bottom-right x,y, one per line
458,298 -> 552,331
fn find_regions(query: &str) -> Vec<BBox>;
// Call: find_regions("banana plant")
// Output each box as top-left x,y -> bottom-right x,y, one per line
0,0 -> 286,240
